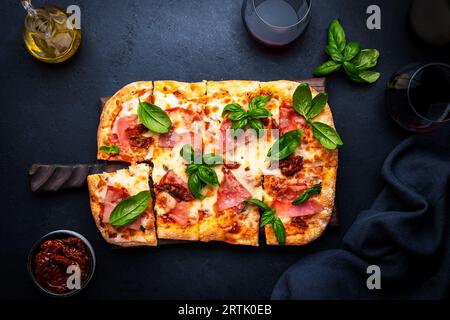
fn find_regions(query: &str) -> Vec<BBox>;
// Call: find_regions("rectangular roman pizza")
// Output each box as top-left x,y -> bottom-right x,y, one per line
89,80 -> 340,246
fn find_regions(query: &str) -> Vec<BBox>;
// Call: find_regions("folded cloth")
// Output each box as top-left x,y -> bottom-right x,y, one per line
272,126 -> 450,299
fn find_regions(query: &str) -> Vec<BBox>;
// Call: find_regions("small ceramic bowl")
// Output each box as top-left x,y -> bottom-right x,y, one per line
28,230 -> 96,297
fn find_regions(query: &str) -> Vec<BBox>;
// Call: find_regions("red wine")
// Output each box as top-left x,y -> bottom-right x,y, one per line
242,0 -> 310,46
386,63 -> 450,132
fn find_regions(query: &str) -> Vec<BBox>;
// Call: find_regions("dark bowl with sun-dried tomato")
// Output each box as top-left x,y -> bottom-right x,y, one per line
28,230 -> 96,297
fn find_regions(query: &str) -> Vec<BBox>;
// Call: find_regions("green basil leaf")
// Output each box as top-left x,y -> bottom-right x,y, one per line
325,44 -> 344,62
202,153 -> 223,165
292,83 -> 312,117
351,49 -> 379,70
247,107 -> 272,119
180,144 -> 195,164
260,210 -> 276,228
311,121 -> 343,150
188,173 -> 205,199
343,62 -> 380,84
342,41 -> 361,61
228,110 -> 248,121
248,95 -> 272,110
186,164 -> 200,175
99,145 -> 120,155
267,129 -> 302,161
328,18 -> 346,52
138,102 -> 172,134
343,62 -> 365,83
357,70 -> 380,83
307,93 -> 328,119
109,191 -> 151,227
231,118 -> 248,130
245,198 -> 272,211
222,103 -> 243,117
313,60 -> 342,76
248,118 -> 264,133
292,183 -> 322,205
197,166 -> 219,186
272,216 -> 286,245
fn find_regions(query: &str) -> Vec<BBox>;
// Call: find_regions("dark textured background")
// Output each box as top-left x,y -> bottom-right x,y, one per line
0,0 -> 448,299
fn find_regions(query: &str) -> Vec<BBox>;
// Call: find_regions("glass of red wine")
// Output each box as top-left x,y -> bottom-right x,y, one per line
386,63 -> 450,133
242,0 -> 311,46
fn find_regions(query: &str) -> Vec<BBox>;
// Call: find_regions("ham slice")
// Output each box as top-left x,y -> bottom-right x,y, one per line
274,199 -> 324,218
217,168 -> 252,212
156,172 -> 192,227
116,116 -> 138,150
102,185 -> 147,230
156,170 -> 194,201
127,215 -> 144,231
279,105 -> 307,135
158,108 -> 202,149
102,186 -> 129,223
159,169 -> 187,187
168,201 -> 191,227
219,119 -> 253,154
272,185 -> 323,218
158,130 -> 194,148
102,203 -> 116,224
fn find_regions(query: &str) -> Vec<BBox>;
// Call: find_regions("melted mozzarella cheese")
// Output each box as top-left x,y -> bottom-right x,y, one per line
107,163 -> 150,195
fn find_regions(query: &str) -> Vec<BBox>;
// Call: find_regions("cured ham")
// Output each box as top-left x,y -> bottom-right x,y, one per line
102,186 -> 129,223
219,119 -> 254,155
112,115 -> 152,150
272,185 -> 323,218
217,168 -> 252,212
156,170 -> 194,201
168,201 -> 191,227
156,171 -> 193,228
274,199 -> 323,218
116,116 -> 138,150
278,105 -> 307,135
127,217 -> 143,231
102,186 -> 146,230
158,130 -> 194,148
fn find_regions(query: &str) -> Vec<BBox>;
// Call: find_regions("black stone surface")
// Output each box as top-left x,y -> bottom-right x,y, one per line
0,0 -> 448,299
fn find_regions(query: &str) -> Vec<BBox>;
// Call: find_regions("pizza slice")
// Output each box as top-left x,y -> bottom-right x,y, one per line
263,165 -> 337,245
97,81 -> 155,163
199,81 -> 263,246
87,163 -> 157,246
257,81 -> 338,245
151,81 -> 206,241
259,80 -> 338,169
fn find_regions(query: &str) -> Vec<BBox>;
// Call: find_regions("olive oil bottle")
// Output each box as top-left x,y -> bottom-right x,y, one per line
22,0 -> 81,63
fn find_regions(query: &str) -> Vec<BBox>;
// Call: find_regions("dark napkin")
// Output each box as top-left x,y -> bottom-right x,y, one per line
272,125 -> 450,299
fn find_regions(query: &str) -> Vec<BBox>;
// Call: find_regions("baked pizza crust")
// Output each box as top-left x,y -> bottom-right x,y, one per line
87,164 -> 157,247
153,80 -> 207,107
260,81 -> 338,245
151,81 -> 206,241
97,81 -> 153,163
94,80 -> 338,246
199,80 -> 262,246
264,165 -> 337,245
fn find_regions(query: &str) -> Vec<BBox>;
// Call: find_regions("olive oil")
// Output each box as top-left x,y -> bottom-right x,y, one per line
22,1 -> 81,63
